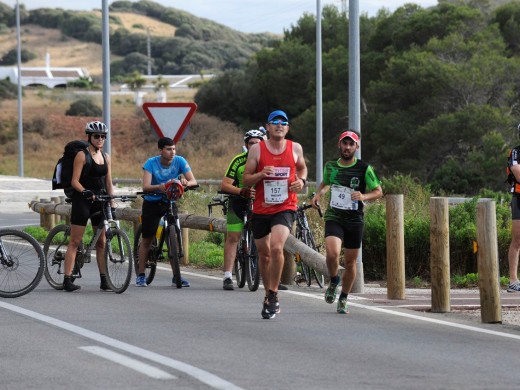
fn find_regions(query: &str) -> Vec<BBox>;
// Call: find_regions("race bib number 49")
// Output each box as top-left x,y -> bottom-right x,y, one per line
330,184 -> 354,210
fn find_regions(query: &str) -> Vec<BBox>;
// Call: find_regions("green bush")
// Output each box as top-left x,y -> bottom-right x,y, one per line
188,241 -> 223,268
65,98 -> 102,117
362,174 -> 513,281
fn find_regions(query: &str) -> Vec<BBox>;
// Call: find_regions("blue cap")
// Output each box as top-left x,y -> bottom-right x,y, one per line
268,110 -> 288,122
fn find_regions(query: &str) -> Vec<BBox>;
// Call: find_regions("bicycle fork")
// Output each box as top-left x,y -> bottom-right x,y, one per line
0,240 -> 14,268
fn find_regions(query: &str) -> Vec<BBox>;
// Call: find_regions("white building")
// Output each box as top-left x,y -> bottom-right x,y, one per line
0,65 -> 88,88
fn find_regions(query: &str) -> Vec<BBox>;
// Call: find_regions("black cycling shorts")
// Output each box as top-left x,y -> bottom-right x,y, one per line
141,200 -> 169,238
70,192 -> 103,227
512,196 -> 520,220
324,220 -> 364,249
251,210 -> 295,240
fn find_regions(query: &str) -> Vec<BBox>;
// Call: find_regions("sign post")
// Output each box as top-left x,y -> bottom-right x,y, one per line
142,102 -> 197,142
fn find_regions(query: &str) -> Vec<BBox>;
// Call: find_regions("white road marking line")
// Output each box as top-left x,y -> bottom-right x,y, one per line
174,269 -> 520,341
0,301 -> 245,390
79,346 -> 176,380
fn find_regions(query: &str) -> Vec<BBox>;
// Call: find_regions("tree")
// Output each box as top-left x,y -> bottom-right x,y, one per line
124,71 -> 146,105
153,75 -> 169,102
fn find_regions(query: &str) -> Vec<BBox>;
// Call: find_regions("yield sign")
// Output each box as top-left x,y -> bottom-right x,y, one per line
142,102 -> 197,143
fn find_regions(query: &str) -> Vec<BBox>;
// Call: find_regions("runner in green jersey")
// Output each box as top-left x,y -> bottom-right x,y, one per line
312,130 -> 383,314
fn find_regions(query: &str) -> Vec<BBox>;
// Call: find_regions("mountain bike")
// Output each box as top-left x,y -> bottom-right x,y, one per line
134,181 -> 199,288
208,192 -> 260,291
0,229 -> 45,298
43,194 -> 136,293
294,198 -> 324,288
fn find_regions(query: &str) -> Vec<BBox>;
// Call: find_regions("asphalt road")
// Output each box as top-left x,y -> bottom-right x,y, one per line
2,264 -> 520,390
3,176 -> 520,389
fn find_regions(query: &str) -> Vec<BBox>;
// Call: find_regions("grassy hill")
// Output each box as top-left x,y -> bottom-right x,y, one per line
0,0 -> 276,78
0,8 -> 180,77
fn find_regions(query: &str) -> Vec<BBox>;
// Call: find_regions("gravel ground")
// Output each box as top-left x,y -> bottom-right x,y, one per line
447,307 -> 520,327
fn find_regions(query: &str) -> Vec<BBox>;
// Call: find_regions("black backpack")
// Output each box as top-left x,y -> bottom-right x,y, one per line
52,140 -> 93,198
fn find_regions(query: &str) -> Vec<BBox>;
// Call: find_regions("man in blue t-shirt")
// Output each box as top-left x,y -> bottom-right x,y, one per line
136,137 -> 197,288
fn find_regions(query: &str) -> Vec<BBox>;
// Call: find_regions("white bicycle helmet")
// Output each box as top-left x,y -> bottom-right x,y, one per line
85,121 -> 108,134
244,129 -> 265,143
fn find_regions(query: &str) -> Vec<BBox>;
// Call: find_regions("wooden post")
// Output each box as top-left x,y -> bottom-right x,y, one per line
181,227 -> 189,265
281,221 -> 297,285
59,196 -> 67,223
39,199 -> 55,231
386,195 -> 405,299
476,201 -> 502,323
51,196 -> 60,227
430,197 -> 451,313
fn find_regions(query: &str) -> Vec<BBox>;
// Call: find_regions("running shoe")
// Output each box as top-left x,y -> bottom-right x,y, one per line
325,282 -> 338,304
135,274 -> 147,287
337,296 -> 349,314
261,296 -> 276,319
172,276 -> 190,287
507,280 -> 520,293
223,277 -> 234,290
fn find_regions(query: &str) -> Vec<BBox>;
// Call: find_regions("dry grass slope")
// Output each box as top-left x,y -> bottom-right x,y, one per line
0,12 -> 179,77
0,90 -> 244,181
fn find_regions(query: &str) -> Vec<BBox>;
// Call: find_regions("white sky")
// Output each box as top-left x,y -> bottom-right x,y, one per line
2,1 -> 438,34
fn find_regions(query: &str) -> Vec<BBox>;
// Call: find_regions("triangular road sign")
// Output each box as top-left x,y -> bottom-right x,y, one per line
142,102 -> 197,143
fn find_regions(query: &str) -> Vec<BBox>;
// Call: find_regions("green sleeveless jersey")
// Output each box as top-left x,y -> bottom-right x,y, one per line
322,158 -> 381,224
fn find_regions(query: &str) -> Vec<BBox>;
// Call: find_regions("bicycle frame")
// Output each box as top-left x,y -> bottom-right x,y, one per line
72,199 -> 123,278
136,184 -> 198,288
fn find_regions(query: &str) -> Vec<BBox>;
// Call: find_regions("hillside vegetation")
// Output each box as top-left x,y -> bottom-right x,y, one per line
0,0 -> 277,78
195,0 -> 520,195
0,89 -> 244,180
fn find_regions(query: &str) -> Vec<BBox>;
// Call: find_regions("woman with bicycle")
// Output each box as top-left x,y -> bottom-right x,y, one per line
63,121 -> 116,292
220,129 -> 264,290
136,137 -> 197,288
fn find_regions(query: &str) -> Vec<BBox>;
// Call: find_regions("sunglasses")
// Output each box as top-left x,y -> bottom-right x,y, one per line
269,120 -> 289,126
93,134 -> 106,140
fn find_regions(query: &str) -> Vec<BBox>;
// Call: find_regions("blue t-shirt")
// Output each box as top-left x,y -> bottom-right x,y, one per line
143,155 -> 192,202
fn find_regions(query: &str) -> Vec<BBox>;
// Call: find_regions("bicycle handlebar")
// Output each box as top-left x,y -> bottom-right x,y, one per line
137,184 -> 200,197
96,194 -> 137,202
297,202 -> 323,218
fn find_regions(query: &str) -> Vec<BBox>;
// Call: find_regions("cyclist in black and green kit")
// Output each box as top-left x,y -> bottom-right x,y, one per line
312,130 -> 382,314
220,129 -> 265,290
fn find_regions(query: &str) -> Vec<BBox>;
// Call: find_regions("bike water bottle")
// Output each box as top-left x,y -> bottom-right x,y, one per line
350,177 -> 360,210
156,217 -> 165,239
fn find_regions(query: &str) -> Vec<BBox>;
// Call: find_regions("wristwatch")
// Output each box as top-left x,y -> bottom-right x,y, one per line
300,178 -> 307,186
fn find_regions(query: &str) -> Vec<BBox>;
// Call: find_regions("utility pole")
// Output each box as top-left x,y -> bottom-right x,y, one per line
316,0 -> 323,184
102,0 -> 111,154
16,0 -> 23,177
147,27 -> 152,76
349,0 -> 364,293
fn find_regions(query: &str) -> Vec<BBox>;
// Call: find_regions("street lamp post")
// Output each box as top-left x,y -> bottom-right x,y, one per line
102,0 -> 111,155
349,0 -> 364,293
16,0 -> 23,177
316,0 -> 323,185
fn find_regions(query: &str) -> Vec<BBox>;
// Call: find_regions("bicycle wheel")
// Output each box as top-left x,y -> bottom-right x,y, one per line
233,237 -> 246,288
295,228 -> 312,286
168,226 -> 182,288
43,224 -> 83,290
245,235 -> 259,291
133,224 -> 157,286
0,229 -> 45,298
301,230 -> 324,288
104,228 -> 133,293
